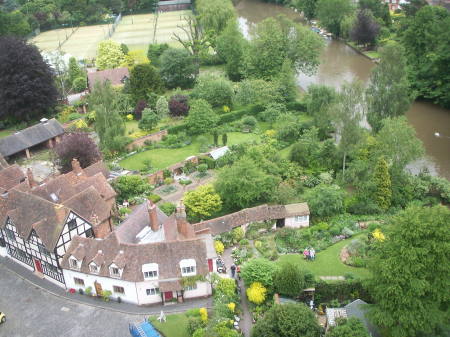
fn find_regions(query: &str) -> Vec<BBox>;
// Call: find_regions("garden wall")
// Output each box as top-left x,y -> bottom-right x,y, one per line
127,130 -> 168,150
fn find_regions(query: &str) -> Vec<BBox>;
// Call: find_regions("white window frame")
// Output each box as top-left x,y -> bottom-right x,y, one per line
113,285 -> 125,294
74,277 -> 85,286
89,263 -> 99,274
295,215 -> 308,222
146,287 -> 160,296
142,263 -> 159,280
184,283 -> 198,291
180,259 -> 197,276
69,257 -> 79,270
109,264 -> 121,278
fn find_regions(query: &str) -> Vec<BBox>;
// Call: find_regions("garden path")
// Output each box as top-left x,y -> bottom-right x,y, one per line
223,248 -> 253,337
159,174 -> 215,204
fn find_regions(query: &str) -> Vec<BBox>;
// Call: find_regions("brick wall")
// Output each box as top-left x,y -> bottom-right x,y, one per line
127,130 -> 168,150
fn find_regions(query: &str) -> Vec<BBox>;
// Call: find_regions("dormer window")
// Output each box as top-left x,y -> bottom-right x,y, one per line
69,257 -> 79,270
89,263 -> 99,274
109,263 -> 122,278
180,259 -> 197,276
142,263 -> 158,280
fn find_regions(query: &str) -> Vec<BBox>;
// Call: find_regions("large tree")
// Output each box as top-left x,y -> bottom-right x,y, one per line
128,63 -> 163,103
241,258 -> 278,290
306,84 -> 336,139
184,184 -> 222,221
372,156 -> 391,211
274,262 -> 308,298
327,318 -> 370,337
159,48 -> 199,89
196,0 -> 235,35
244,15 -> 324,80
367,205 -> 450,337
316,0 -> 354,37
0,37 -> 58,122
215,157 -> 280,210
350,9 -> 380,47
366,42 -> 414,132
251,303 -> 321,337
400,6 -> 450,108
54,132 -> 102,173
95,39 -> 126,70
0,10 -> 31,37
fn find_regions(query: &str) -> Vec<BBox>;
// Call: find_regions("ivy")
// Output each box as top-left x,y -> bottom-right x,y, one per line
181,275 -> 206,288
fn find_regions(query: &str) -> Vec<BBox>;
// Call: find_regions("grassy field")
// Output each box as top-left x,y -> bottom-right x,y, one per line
149,313 -> 189,337
0,129 -> 15,139
120,132 -> 260,170
279,144 -> 294,159
31,10 -> 190,59
278,235 -> 371,279
112,10 -> 190,52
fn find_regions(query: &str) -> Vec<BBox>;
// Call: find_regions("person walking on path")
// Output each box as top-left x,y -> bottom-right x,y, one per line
236,265 -> 241,280
309,248 -> 315,261
303,248 -> 310,260
231,264 -> 236,278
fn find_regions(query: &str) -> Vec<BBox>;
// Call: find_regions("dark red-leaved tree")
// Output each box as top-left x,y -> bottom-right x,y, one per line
134,100 -> 147,120
350,9 -> 380,47
0,37 -> 58,123
168,94 -> 190,117
54,132 -> 102,173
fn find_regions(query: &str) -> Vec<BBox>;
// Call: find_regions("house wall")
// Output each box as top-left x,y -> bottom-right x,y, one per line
285,215 -> 309,228
0,245 -> 6,257
135,280 -> 165,305
63,269 -> 139,304
183,281 -> 211,299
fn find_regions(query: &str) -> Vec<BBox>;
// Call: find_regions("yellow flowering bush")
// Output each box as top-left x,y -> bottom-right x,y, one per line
227,302 -> 236,312
75,119 -> 88,129
223,105 -> 230,113
214,240 -> 224,255
199,307 -> 208,322
372,228 -> 385,241
246,282 -> 266,305
126,114 -> 134,121
129,130 -> 148,139
265,129 -> 276,138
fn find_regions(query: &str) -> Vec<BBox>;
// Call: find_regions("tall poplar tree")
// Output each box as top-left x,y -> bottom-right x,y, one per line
373,156 -> 391,210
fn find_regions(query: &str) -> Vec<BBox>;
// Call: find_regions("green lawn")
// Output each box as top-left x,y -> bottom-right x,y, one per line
279,144 -> 294,159
120,132 -> 260,170
125,120 -> 140,134
277,235 -> 371,279
0,129 -> 15,139
149,313 -> 189,337
365,50 -> 381,59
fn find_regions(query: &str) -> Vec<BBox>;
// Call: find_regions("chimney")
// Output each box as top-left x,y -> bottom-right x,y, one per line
71,158 -> 83,175
147,200 -> 159,232
26,168 -> 37,188
176,200 -> 194,238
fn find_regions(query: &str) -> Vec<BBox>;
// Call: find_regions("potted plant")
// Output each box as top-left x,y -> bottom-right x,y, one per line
85,286 -> 92,296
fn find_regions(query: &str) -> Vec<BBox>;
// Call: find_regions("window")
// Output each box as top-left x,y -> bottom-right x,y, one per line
89,264 -> 98,273
113,286 -> 125,294
5,228 -> 15,241
110,267 -> 120,277
38,244 -> 50,256
182,266 -> 196,275
184,283 -> 197,291
144,270 -> 158,279
68,219 -> 77,231
18,250 -> 27,259
295,215 -> 307,222
46,263 -> 58,274
69,258 -> 78,269
74,277 -> 85,286
85,228 -> 94,238
146,288 -> 160,296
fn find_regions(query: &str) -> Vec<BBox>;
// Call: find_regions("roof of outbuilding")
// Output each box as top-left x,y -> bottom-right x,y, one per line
345,299 -> 381,337
87,67 -> 129,91
0,119 -> 64,157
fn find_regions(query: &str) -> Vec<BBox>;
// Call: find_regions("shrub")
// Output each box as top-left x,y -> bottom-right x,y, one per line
187,317 -> 204,336
112,175 -> 153,203
159,202 -> 176,216
163,169 -> 172,179
216,278 -> 236,298
197,163 -> 208,176
241,258 -> 278,289
68,112 -> 83,121
241,115 -> 258,131
190,74 -> 234,108
134,100 -> 147,120
102,290 -> 112,302
314,280 -> 372,304
147,193 -> 161,203
168,94 -> 190,117
119,207 -> 131,216
139,108 -> 160,131
186,308 -> 201,317
232,227 -> 245,242
246,282 -> 267,304
180,179 -> 192,185
214,240 -> 225,255
198,155 -> 216,169
72,77 -> 87,92
274,262 -> 308,298
160,48 -> 198,88
147,43 -> 169,66
199,307 -> 208,323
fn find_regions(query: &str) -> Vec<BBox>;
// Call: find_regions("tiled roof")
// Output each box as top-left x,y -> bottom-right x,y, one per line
63,186 -> 111,224
61,232 -> 209,282
0,165 -> 25,193
83,161 -> 110,179
192,203 -> 310,235
87,68 -> 129,91
0,119 -> 64,157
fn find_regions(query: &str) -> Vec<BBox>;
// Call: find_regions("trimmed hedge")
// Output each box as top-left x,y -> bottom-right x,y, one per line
167,105 -> 265,134
286,100 -> 307,112
314,280 -> 373,304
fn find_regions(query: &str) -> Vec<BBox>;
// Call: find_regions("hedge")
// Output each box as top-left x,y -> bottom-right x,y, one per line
167,105 -> 265,134
286,101 -> 307,112
314,280 -> 373,304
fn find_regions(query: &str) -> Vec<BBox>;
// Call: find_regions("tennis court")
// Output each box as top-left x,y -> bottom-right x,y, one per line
31,27 -> 76,52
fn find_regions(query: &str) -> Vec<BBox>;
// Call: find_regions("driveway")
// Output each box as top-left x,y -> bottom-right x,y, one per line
0,264 -> 149,337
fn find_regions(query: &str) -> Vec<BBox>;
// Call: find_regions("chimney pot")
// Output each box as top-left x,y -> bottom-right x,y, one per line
147,200 -> 159,232
71,158 -> 83,175
26,168 -> 37,188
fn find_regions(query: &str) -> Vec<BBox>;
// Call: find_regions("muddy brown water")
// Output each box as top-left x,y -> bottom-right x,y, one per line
236,0 -> 450,179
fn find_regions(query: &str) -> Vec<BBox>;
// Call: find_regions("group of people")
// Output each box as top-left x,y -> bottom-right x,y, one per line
303,247 -> 316,261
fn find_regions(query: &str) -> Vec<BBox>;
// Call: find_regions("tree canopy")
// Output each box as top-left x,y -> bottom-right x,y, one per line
159,48 -> 199,89
128,63 -> 163,103
316,0 -> 354,36
95,39 -> 126,70
327,318 -> 370,337
184,184 -> 222,221
185,99 -> 219,135
367,205 -> 450,337
0,36 -> 58,123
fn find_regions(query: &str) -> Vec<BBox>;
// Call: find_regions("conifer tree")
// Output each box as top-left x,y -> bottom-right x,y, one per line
373,156 -> 391,211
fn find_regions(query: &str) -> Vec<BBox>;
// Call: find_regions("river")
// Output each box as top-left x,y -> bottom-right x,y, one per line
235,0 -> 450,180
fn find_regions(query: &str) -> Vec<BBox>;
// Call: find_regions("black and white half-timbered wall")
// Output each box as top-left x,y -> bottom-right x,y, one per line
0,211 -> 94,287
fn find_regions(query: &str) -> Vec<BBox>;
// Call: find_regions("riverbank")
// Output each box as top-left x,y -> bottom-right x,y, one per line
345,41 -> 380,62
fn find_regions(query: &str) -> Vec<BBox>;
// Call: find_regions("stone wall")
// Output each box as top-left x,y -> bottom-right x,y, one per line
127,130 -> 168,150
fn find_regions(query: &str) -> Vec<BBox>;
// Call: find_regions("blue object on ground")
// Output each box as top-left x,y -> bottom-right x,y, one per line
129,320 -> 162,337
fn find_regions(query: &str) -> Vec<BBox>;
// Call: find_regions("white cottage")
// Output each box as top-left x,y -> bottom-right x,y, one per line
61,201 -> 216,305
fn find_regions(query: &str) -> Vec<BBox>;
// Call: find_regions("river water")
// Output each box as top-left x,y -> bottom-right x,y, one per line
236,0 -> 450,180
